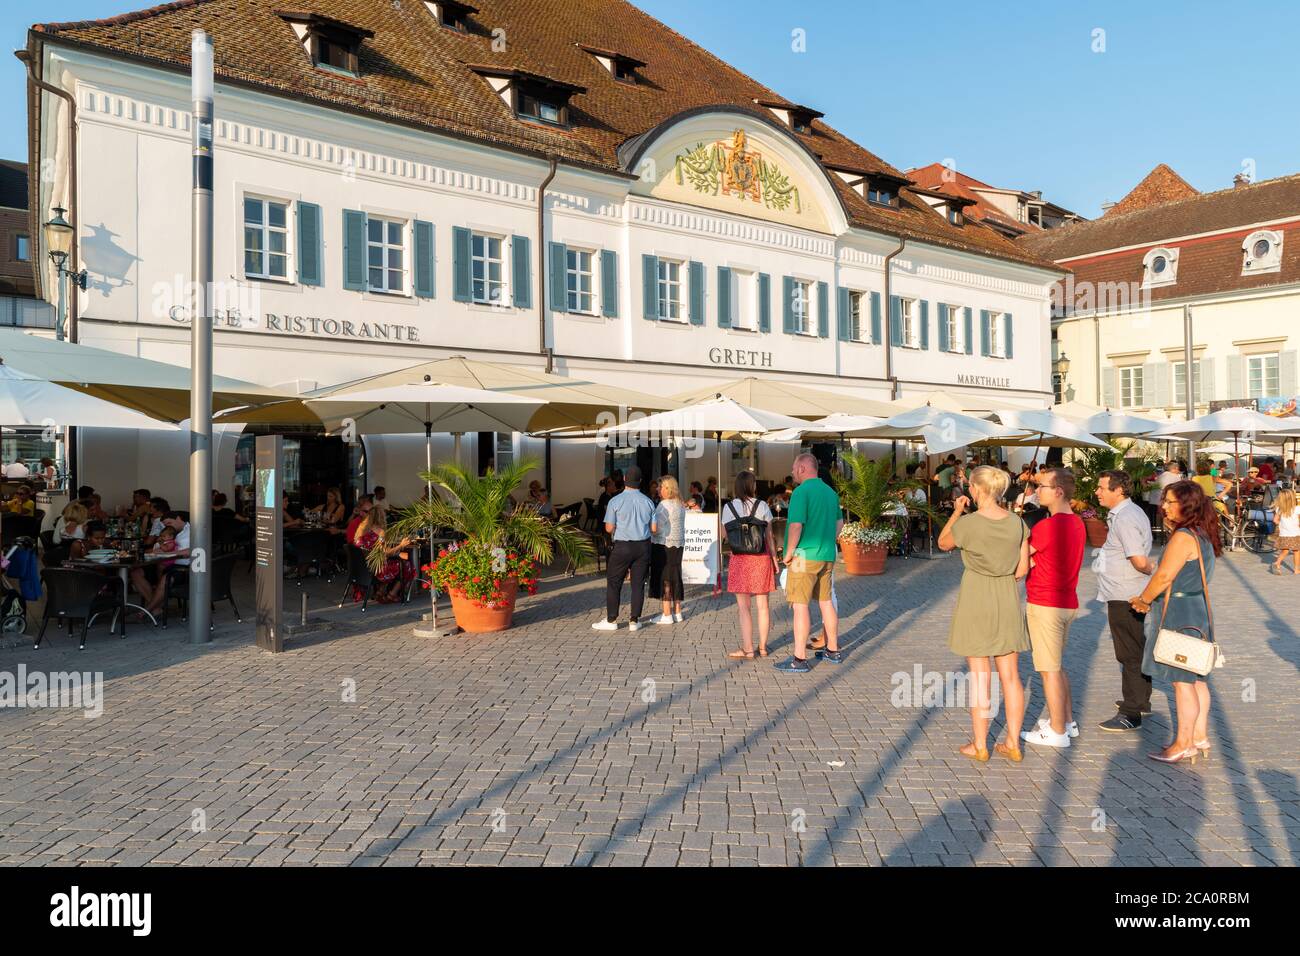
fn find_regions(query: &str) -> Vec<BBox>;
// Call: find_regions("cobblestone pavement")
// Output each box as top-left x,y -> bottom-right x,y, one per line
0,546 -> 1296,867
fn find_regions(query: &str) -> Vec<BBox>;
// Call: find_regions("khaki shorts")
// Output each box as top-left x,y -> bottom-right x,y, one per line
1027,603 -> 1077,672
786,559 -> 833,604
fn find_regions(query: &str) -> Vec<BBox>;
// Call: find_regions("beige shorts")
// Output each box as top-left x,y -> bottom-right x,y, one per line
1027,603 -> 1076,672
786,559 -> 833,604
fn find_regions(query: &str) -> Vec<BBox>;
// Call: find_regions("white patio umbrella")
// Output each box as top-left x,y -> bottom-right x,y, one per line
1078,409 -> 1164,439
1051,399 -> 1105,422
992,408 -> 1113,456
848,405 -> 1029,456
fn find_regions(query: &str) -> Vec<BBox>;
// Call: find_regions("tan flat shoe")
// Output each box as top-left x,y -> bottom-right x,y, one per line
995,742 -> 1023,763
959,743 -> 989,762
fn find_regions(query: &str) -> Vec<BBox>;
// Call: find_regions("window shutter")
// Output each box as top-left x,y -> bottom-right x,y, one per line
548,242 -> 568,313
888,295 -> 902,347
1200,357 -> 1216,402
452,226 -> 472,302
963,307 -> 974,355
937,303 -> 949,352
511,235 -> 531,309
918,300 -> 930,350
342,209 -> 366,291
979,309 -> 991,356
1004,312 -> 1014,359
1282,350 -> 1299,397
836,287 -> 850,340
1141,363 -> 1159,409
601,249 -> 618,318
758,273 -> 771,332
297,201 -> 323,287
782,276 -> 796,334
1156,362 -> 1172,407
1227,355 -> 1244,399
1102,367 -> 1117,407
413,219 -> 435,299
870,291 -> 882,344
642,254 -> 659,320
716,266 -> 732,328
816,281 -> 829,338
688,260 -> 706,325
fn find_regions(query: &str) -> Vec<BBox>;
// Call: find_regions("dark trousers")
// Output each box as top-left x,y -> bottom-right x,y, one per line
1107,600 -> 1151,719
607,539 -> 651,622
650,544 -> 684,603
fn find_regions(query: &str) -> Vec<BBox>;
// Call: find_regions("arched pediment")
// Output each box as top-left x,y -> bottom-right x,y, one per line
619,107 -> 849,235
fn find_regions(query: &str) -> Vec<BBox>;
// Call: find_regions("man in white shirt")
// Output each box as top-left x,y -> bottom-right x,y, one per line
4,459 -> 29,479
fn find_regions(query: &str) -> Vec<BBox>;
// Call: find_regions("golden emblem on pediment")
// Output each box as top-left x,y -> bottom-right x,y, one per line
674,129 -> 801,213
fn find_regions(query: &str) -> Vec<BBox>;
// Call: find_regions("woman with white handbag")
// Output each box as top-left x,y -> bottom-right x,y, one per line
1129,480 -> 1222,765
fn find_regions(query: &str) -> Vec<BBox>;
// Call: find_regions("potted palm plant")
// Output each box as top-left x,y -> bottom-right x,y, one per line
1069,440 -> 1161,547
833,450 -> 933,575
375,458 -> 592,633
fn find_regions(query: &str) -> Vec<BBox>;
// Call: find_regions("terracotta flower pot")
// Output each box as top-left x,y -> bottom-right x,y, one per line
448,577 -> 519,633
1083,516 -> 1109,547
841,539 -> 888,576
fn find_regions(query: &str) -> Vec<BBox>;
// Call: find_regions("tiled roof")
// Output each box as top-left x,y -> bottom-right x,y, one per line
1104,164 -> 1198,218
31,0 -> 1061,272
905,163 -> 1036,237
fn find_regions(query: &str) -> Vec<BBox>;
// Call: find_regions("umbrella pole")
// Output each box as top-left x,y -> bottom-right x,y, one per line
425,420 -> 438,630
1233,431 -> 1242,552
714,430 -> 722,596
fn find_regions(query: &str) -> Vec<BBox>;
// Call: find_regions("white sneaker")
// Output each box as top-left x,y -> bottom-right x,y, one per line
651,614 -> 675,625
628,619 -> 641,632
591,619 -> 618,631
1039,717 -> 1079,738
672,612 -> 684,623
1021,725 -> 1071,748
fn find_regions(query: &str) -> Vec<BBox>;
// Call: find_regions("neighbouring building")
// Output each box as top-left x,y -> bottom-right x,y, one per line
1021,166 -> 1300,418
907,163 -> 1085,239
0,159 -> 55,328
25,0 -> 1063,509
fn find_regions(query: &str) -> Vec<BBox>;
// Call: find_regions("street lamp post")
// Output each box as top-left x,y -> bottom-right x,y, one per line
43,207 -> 87,342
1052,351 -> 1070,404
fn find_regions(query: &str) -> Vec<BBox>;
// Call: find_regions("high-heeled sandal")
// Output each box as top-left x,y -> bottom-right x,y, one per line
994,742 -> 1023,763
1148,746 -> 1199,764
959,743 -> 989,762
1193,739 -> 1211,753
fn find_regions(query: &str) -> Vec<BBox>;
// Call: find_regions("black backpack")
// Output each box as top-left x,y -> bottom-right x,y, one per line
724,499 -> 768,556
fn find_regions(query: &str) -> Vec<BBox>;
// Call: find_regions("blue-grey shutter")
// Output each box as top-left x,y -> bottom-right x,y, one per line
511,235 -> 531,309
758,273 -> 771,332
452,226 -> 472,302
836,287 -> 850,340
716,266 -> 732,328
870,292 -> 882,344
918,300 -> 930,350
1102,367 -> 1117,407
816,281 -> 829,338
964,307 -> 974,355
342,209 -> 366,291
548,241 -> 567,313
601,249 -> 618,318
979,309 -> 991,356
1004,312 -> 1014,359
1281,351 -> 1298,397
642,254 -> 659,320
889,295 -> 902,346
413,219 -> 435,299
688,260 -> 705,325
1227,356 -> 1244,399
297,201 -> 323,287
1200,358 -> 1215,402
782,276 -> 796,334
937,303 -> 949,352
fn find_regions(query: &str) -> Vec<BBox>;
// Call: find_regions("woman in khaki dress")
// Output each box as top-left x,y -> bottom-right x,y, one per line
938,465 -> 1031,763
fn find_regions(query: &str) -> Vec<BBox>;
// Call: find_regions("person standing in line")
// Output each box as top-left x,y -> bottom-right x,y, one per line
592,465 -> 655,632
938,466 -> 1030,763
648,476 -> 686,624
1270,487 -> 1300,575
723,471 -> 779,659
1095,470 -> 1155,732
774,454 -> 842,673
1020,468 -> 1086,749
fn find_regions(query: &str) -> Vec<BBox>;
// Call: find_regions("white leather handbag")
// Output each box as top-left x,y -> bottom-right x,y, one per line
1152,533 -> 1221,677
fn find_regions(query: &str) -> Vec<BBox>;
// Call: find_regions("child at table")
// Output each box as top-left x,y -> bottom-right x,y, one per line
1271,489 -> 1300,575
152,525 -> 180,572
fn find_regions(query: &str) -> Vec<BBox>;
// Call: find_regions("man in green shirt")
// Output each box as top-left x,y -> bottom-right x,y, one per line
777,454 -> 843,673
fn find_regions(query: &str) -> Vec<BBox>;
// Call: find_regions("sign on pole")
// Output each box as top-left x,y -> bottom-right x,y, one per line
254,435 -> 284,653
681,510 -> 719,585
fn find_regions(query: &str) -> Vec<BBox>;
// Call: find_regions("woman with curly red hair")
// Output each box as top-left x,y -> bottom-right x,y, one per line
1128,480 -> 1221,764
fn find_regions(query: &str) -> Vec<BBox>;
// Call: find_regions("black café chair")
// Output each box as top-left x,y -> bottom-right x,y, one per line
337,545 -> 382,611
2,515 -> 42,549
39,529 -> 57,552
36,567 -> 123,650
289,529 -> 334,584
582,498 -> 597,533
160,553 -> 242,626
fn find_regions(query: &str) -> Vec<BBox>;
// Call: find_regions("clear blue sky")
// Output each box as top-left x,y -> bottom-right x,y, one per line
3,0 -> 1297,217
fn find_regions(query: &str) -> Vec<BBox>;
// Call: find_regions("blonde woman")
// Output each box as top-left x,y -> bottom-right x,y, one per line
52,501 -> 89,546
1271,488 -> 1300,574
938,465 -> 1031,763
649,476 -> 686,623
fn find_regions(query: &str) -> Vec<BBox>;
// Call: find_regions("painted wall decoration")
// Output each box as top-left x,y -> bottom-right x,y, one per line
674,130 -> 801,213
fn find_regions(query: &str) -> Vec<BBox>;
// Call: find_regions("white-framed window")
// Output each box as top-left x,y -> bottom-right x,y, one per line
470,231 -> 506,305
1248,352 -> 1280,399
565,248 -> 595,314
1242,229 -> 1284,275
366,216 -> 406,294
1119,366 -> 1145,408
1142,246 -> 1179,287
945,304 -> 961,352
900,296 -> 918,347
14,235 -> 30,262
988,311 -> 1005,357
243,196 -> 290,280
848,290 -> 865,342
657,258 -> 683,321
793,279 -> 814,334
733,269 -> 757,330
1173,360 -> 1202,405
494,432 -> 515,471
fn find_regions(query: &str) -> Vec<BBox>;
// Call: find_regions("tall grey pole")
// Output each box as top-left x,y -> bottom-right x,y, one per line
188,30 -> 214,644
56,268 -> 68,341
1183,304 -> 1195,468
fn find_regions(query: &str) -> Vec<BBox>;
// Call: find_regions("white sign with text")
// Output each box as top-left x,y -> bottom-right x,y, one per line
682,511 -> 720,585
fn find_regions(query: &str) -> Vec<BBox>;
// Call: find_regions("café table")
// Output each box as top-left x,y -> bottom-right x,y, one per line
68,554 -> 169,633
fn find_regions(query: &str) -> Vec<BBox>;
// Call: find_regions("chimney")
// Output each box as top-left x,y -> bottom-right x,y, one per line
1233,172 -> 1251,189
1100,201 -> 1116,212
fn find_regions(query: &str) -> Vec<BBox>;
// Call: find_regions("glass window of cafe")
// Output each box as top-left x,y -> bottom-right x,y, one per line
1,428 -> 64,485
233,431 -> 366,513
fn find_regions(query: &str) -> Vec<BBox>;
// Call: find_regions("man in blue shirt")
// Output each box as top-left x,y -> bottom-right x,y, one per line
593,466 -> 656,632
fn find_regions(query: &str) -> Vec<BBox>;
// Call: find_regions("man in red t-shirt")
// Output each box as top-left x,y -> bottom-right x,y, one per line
1021,467 -> 1086,749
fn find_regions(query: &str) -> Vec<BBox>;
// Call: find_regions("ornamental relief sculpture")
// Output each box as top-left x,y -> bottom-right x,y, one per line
674,130 -> 802,213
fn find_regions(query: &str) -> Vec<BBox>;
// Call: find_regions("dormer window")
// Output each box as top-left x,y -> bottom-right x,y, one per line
518,85 -> 564,125
790,109 -> 816,134
755,99 -> 823,135
425,0 -> 476,31
948,207 -> 963,226
579,45 -> 645,84
1142,246 -> 1179,288
1242,229 -> 1283,275
866,181 -> 896,207
280,13 -> 373,78
472,67 -> 585,129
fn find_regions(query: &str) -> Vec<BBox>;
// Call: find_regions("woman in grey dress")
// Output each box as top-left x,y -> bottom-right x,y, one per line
1130,480 -> 1220,765
938,466 -> 1031,764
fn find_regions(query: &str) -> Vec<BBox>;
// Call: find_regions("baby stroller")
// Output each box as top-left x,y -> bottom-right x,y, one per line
1,536 -> 39,634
